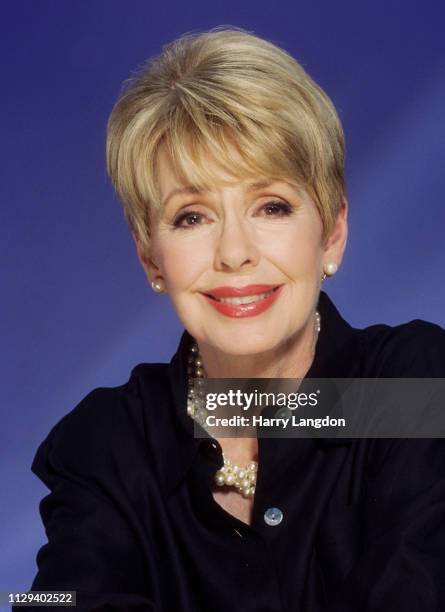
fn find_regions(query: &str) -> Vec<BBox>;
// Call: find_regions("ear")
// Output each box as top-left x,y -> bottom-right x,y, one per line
323,197 -> 348,267
132,232 -> 162,286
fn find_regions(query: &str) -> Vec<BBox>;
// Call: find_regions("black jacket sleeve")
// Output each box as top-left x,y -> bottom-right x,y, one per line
19,390 -> 157,611
329,322 -> 445,610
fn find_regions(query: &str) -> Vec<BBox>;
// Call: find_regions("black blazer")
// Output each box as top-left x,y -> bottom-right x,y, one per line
23,292 -> 445,611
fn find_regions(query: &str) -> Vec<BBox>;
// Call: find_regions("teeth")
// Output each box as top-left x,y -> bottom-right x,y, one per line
213,288 -> 275,305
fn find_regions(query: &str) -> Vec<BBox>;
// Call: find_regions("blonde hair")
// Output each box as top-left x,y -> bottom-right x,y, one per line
106,27 -> 346,254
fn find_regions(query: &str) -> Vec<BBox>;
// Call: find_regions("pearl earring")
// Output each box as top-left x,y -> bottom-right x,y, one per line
321,262 -> 338,282
151,279 -> 165,293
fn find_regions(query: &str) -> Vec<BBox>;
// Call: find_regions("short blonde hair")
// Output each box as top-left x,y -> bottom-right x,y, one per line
106,27 -> 346,254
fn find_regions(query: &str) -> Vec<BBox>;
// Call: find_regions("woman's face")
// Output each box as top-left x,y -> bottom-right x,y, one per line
136,148 -> 347,357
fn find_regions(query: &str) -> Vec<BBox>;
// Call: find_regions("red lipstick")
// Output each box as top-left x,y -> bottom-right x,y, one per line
201,284 -> 283,318
205,284 -> 277,298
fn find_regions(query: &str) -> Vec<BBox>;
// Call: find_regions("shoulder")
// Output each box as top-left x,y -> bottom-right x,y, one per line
32,363 -> 169,483
356,318 -> 445,376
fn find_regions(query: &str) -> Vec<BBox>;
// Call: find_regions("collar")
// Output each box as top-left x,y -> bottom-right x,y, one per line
305,290 -> 359,378
134,291 -> 359,498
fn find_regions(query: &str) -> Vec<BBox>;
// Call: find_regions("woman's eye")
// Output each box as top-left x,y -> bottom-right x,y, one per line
259,201 -> 293,217
172,211 -> 206,229
172,200 -> 292,228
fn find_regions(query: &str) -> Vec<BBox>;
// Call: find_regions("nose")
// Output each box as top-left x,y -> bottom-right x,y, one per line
214,214 -> 260,272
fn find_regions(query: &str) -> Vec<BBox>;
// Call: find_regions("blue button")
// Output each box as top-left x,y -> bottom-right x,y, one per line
275,407 -> 292,419
264,507 -> 283,526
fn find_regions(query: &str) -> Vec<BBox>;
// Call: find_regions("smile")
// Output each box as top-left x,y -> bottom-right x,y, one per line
201,285 -> 283,318
207,287 -> 277,304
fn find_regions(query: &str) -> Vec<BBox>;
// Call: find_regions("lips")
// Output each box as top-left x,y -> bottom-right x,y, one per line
201,284 -> 283,318
204,284 -> 279,299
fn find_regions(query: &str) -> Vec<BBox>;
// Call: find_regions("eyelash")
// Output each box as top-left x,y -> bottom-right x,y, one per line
171,200 -> 294,229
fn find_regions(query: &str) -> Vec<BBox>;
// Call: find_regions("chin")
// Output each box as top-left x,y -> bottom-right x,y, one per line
204,326 -> 289,358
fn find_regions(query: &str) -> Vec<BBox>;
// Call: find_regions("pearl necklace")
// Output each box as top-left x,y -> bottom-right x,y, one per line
186,344 -> 258,498
186,310 -> 321,498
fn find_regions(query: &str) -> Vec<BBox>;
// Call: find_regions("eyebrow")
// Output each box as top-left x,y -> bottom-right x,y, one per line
161,179 -> 301,208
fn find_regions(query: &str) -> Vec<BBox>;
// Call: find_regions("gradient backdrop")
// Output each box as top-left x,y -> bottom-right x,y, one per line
2,0 -> 445,596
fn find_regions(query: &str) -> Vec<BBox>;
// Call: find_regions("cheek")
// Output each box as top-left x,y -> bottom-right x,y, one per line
260,220 -> 323,275
156,236 -> 210,291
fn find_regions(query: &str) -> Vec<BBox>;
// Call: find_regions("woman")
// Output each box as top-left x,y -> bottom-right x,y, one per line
25,28 -> 445,611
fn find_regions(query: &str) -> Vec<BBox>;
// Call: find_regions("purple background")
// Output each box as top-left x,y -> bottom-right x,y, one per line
2,0 -> 445,594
